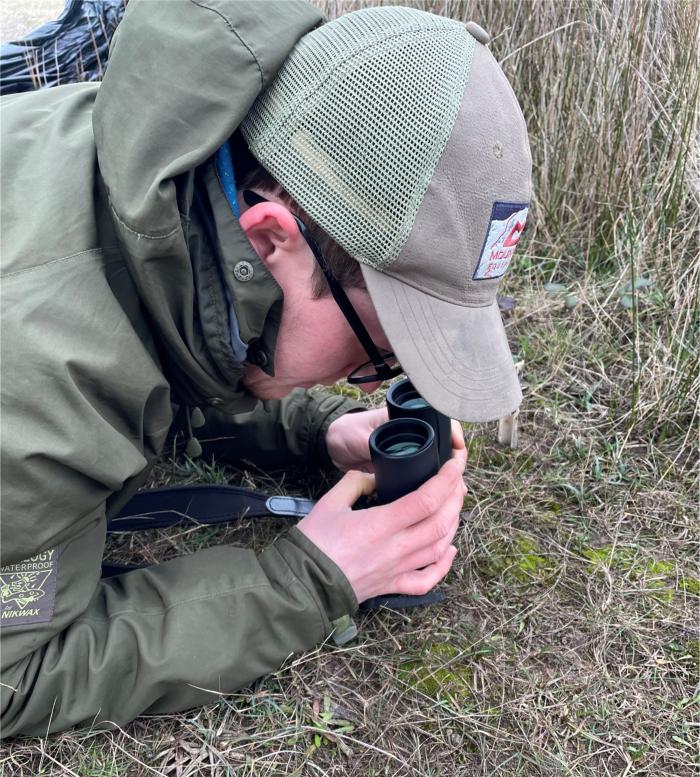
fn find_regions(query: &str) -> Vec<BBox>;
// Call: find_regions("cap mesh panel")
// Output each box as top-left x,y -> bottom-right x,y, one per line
241,7 -> 473,269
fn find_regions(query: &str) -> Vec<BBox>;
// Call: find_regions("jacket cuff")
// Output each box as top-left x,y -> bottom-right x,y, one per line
272,525 -> 358,631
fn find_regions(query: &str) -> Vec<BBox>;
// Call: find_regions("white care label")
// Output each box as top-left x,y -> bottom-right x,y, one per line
473,202 -> 529,280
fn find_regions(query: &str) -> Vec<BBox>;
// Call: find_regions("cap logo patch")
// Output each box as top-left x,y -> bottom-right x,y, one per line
473,201 -> 529,280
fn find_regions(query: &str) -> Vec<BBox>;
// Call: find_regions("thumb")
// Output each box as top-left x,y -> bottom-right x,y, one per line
319,470 -> 376,510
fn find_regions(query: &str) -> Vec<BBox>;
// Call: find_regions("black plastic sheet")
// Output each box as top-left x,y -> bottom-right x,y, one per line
0,0 -> 125,95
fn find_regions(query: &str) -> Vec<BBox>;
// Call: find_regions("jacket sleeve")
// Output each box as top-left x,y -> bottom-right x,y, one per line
198,389 -> 365,471
1,522 -> 357,737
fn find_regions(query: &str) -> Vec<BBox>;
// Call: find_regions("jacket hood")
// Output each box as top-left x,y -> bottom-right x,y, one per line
92,0 -> 323,412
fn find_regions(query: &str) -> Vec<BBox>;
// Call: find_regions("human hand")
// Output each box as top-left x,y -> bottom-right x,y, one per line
297,444 -> 468,603
326,410 -> 466,473
325,408 -> 389,472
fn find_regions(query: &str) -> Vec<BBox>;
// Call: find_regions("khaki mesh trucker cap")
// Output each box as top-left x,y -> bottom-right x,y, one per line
241,7 -> 532,422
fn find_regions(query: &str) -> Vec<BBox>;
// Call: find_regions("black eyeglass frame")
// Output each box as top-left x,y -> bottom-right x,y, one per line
242,190 -> 403,385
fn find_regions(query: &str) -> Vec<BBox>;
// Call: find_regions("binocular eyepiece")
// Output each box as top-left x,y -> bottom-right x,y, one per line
369,378 -> 452,504
369,418 -> 437,504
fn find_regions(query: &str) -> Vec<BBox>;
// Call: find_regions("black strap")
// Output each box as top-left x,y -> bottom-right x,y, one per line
107,484 -> 315,532
359,591 -> 444,610
105,484 -> 443,610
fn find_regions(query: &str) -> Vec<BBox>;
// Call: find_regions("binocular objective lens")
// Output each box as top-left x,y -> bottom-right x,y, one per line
384,441 -> 422,456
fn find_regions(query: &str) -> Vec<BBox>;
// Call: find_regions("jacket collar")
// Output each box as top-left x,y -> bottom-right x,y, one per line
198,151 -> 283,379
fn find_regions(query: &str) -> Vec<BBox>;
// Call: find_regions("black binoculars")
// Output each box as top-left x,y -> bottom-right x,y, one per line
369,378 -> 451,504
360,379 -> 453,610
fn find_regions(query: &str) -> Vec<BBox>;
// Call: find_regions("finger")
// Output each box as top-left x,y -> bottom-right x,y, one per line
396,478 -> 464,563
318,470 -> 376,509
451,419 -> 466,450
399,513 -> 461,573
391,545 -> 458,596
451,443 -> 468,474
367,406 -> 389,428
380,457 -> 463,530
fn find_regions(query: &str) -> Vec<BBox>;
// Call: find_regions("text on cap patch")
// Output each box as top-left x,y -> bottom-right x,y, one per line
473,201 -> 529,280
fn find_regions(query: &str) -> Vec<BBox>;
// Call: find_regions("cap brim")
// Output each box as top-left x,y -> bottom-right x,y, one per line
361,264 -> 521,422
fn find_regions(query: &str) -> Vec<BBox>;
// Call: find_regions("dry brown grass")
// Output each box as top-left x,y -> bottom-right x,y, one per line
2,0 -> 698,775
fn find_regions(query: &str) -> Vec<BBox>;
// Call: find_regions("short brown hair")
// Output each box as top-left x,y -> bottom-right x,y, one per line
239,166 -> 366,298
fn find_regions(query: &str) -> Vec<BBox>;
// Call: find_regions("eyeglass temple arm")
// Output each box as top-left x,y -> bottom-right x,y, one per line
242,190 -> 388,369
302,228 -> 388,367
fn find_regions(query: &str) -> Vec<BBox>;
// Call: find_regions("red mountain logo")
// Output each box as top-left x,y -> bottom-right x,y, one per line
473,203 -> 529,281
503,220 -> 525,247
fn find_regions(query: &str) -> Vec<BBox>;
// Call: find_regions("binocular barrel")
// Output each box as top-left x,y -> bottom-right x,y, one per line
369,418 -> 439,504
369,378 -> 452,503
386,378 -> 452,466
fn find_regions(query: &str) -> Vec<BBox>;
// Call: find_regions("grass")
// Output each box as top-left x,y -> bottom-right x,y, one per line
2,0 -> 699,774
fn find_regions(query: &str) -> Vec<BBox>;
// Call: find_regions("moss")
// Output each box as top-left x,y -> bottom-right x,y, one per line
681,577 -> 700,596
582,546 -> 613,566
643,559 -> 677,603
325,382 -> 367,401
582,545 -> 663,577
398,642 -> 473,700
528,501 -> 563,529
479,534 -> 554,584
582,547 -> 694,604
646,559 -> 676,576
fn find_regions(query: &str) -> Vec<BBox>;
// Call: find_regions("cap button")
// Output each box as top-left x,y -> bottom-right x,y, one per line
465,21 -> 490,45
233,260 -> 254,282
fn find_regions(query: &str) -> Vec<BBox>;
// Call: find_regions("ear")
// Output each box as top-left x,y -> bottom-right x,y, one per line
239,202 -> 307,270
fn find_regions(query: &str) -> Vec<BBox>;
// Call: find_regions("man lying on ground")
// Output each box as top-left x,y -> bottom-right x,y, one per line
0,0 -> 530,736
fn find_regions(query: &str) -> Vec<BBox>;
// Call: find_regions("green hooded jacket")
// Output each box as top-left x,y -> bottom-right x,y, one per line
0,0 -> 362,737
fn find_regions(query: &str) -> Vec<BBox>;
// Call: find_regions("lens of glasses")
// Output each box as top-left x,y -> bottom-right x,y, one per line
348,353 -> 402,384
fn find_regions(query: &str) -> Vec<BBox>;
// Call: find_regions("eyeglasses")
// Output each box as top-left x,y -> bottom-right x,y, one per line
242,190 -> 403,385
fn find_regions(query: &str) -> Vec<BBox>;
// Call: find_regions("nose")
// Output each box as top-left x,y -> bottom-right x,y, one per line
359,380 -> 383,394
